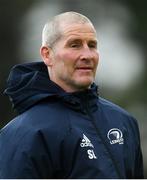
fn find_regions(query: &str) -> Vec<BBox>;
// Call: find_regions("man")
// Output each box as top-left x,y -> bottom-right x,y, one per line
0,11 -> 144,178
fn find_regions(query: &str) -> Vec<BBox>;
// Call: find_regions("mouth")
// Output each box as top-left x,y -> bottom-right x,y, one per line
76,66 -> 93,72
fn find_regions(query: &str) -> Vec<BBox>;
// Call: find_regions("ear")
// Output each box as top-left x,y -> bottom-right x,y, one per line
40,46 -> 53,66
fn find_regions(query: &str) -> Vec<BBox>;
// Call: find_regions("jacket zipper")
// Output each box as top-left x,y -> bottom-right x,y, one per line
84,99 -> 124,179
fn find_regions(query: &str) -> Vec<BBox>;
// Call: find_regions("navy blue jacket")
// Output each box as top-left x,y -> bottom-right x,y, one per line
0,62 -> 144,178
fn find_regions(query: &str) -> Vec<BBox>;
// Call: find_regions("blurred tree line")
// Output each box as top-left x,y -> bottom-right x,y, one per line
0,0 -> 147,177
0,0 -> 35,125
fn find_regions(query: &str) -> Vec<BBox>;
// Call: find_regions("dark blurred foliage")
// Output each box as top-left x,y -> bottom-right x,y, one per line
0,0 -> 146,177
0,0 -> 35,126
121,0 -> 147,105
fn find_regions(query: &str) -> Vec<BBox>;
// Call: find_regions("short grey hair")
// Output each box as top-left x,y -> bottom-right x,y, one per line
42,11 -> 95,47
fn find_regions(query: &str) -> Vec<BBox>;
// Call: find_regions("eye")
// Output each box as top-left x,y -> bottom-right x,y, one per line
88,41 -> 97,49
70,43 -> 81,48
67,39 -> 82,48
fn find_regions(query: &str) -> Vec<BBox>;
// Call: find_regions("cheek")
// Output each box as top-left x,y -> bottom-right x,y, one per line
95,52 -> 99,66
57,52 -> 77,68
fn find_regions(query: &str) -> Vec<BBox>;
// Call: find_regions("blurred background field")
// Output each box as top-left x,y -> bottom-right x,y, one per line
0,0 -> 146,177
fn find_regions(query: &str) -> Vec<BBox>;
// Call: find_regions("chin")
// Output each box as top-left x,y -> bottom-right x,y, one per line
75,80 -> 93,89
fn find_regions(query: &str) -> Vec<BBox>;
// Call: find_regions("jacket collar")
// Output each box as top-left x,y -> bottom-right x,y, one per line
4,61 -> 99,114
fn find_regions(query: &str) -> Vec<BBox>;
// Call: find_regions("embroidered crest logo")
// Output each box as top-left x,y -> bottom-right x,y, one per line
107,128 -> 124,145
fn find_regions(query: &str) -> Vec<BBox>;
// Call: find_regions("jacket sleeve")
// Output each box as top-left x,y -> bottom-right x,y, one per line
131,117 -> 144,178
0,129 -> 55,178
134,144 -> 144,178
134,124 -> 144,178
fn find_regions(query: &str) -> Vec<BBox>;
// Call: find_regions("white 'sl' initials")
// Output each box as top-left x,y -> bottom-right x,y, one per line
87,149 -> 97,159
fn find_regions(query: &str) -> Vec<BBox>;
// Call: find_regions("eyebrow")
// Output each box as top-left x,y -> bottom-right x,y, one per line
66,38 -> 97,45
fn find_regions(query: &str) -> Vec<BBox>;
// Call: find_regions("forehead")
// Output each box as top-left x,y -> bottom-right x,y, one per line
60,23 -> 97,41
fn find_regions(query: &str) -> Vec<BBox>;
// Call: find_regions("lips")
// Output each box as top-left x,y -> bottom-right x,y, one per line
76,66 -> 93,70
75,67 -> 93,74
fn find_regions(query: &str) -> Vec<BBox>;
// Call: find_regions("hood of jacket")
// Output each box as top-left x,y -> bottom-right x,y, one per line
4,61 -> 99,114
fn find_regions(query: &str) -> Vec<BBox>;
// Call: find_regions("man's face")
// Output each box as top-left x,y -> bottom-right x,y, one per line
47,23 -> 99,92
